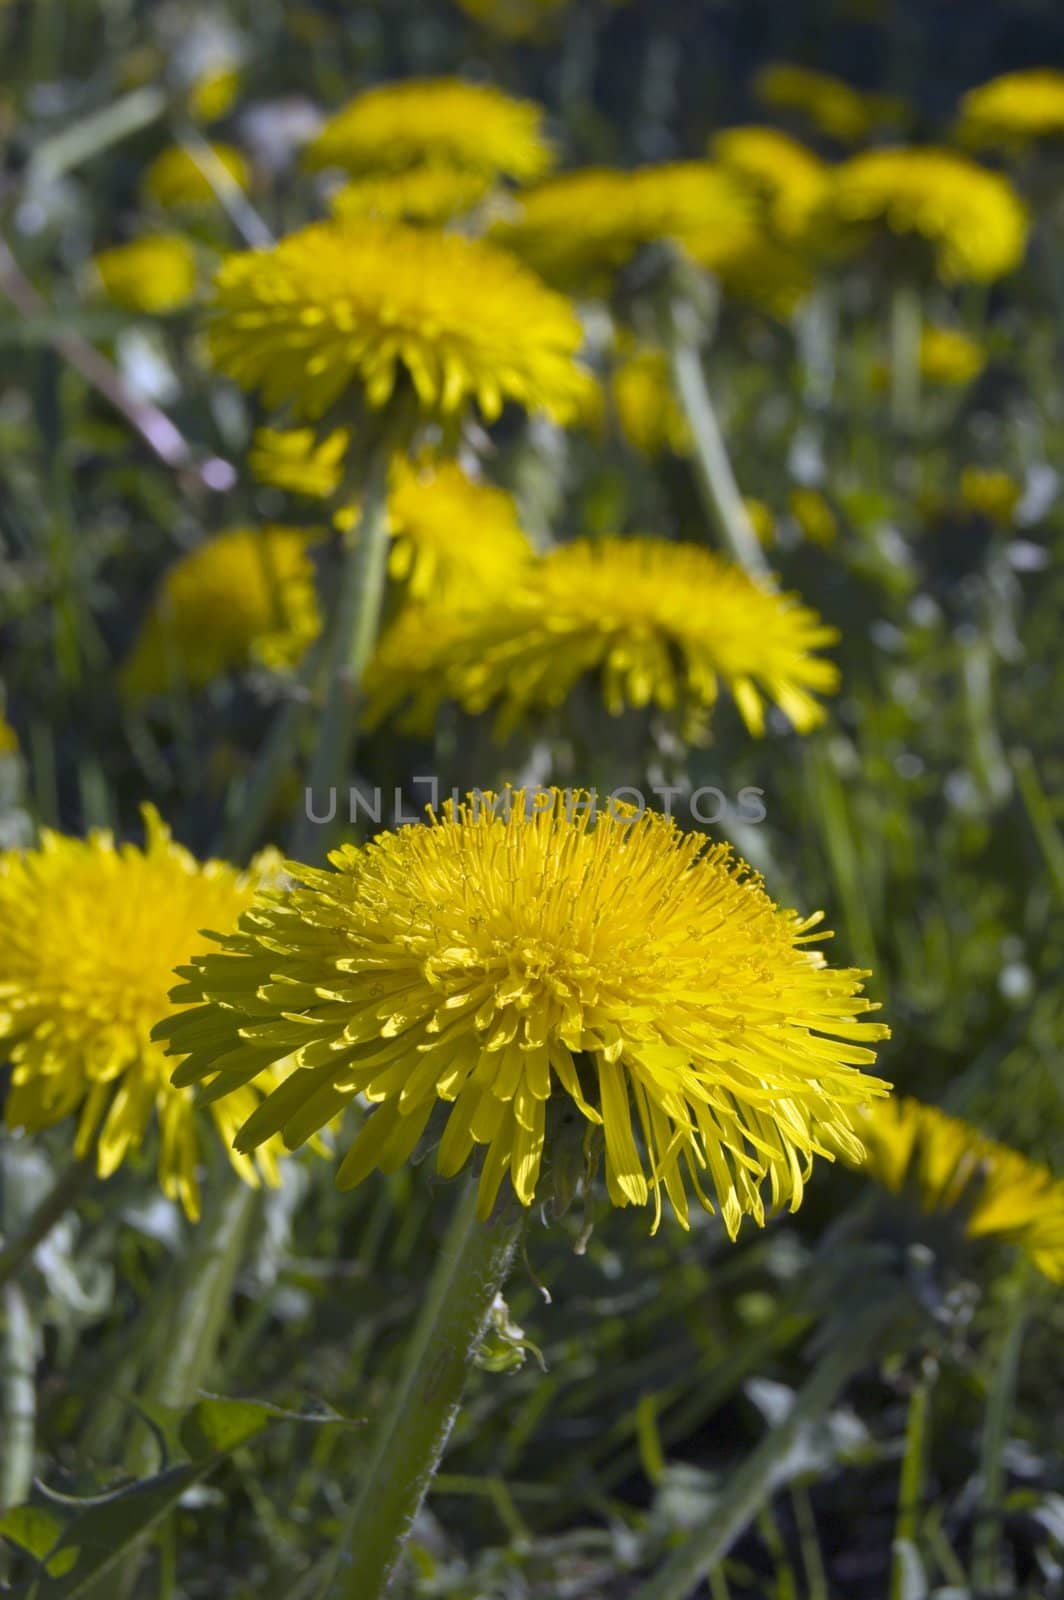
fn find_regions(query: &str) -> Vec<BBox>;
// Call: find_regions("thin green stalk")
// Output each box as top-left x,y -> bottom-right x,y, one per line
632,1298 -> 900,1600
0,1151 -> 96,1292
667,336 -> 772,584
321,1180 -> 524,1600
971,1279 -> 1030,1591
290,449 -> 392,865
1011,747 -> 1064,906
1,1283 -> 37,1511
961,632 -> 1011,805
889,279 -> 922,434
890,1377 -> 931,1600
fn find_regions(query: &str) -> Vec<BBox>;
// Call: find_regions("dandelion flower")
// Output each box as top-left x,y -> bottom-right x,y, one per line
142,142 -> 251,210
0,810 -> 286,1221
919,325 -> 986,386
958,467 -> 1021,526
188,66 -> 242,125
330,167 -> 494,226
743,498 -> 776,545
844,1096 -> 1064,1283
956,69 -> 1064,150
711,126 -> 829,240
685,218 -> 813,318
305,78 -> 553,182
754,63 -> 876,145
249,427 -> 351,499
155,788 -> 890,1231
789,488 -> 839,547
611,346 -> 691,458
92,234 -> 198,314
121,526 -> 321,700
207,218 -> 592,424
453,0 -> 568,37
367,537 -> 839,741
817,148 -> 1028,283
387,457 -> 532,601
491,163 -> 753,289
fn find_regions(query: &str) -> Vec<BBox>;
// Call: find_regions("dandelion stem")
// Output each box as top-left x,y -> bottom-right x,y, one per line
667,335 -> 772,583
889,278 -> 922,434
324,1180 -> 524,1600
972,1274 -> 1030,1591
290,447 -> 392,864
631,1298 -> 901,1600
0,1150 -> 96,1293
1,1283 -> 37,1512
889,1372 -> 931,1600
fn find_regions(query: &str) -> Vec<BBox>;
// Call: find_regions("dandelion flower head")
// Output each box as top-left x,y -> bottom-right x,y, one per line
387,457 -> 533,602
956,69 -> 1064,149
142,142 -> 250,210
92,235 -> 198,314
610,345 -> 691,458
684,218 -> 813,318
453,0 -> 568,38
754,63 -> 875,144
367,537 -> 839,741
919,325 -> 986,386
305,78 -> 553,182
330,166 -> 494,227
711,126 -> 829,240
817,147 -> 1028,283
846,1096 -> 1064,1283
155,789 -> 890,1231
0,810 -> 286,1220
208,219 -> 592,425
121,526 -> 321,700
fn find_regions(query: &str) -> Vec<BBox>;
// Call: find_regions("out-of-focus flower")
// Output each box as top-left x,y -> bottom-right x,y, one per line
330,167 -> 493,226
956,69 -> 1064,150
919,325 -> 986,386
387,457 -> 532,601
755,63 -> 892,145
121,526 -> 321,700
815,148 -> 1028,283
711,125 -> 829,240
91,234 -> 198,313
959,467 -> 1022,526
844,1095 -> 1064,1283
155,788 -> 890,1231
610,346 -> 690,457
789,487 -> 839,547
305,78 -> 553,182
743,498 -> 776,545
452,0 -> 568,37
208,219 -> 593,425
685,219 -> 813,318
249,427 -> 350,499
367,537 -> 839,741
188,66 -> 242,124
0,810 -> 287,1221
142,142 -> 251,210
491,163 -> 753,289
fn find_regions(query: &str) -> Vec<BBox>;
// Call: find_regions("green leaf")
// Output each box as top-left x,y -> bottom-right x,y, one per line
0,1505 -> 64,1561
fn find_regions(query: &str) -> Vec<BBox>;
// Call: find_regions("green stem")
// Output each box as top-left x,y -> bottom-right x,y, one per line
971,1278 -> 1030,1591
1,1283 -> 37,1511
321,1181 -> 524,1600
960,631 -> 1011,805
1011,747 -> 1064,906
667,335 -> 772,584
890,1376 -> 931,1600
0,1151 -> 96,1292
290,448 -> 392,865
631,1299 -> 900,1600
889,279 -> 922,435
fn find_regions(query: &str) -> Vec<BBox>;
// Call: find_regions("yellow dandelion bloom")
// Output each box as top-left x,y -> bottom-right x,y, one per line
367,537 -> 839,741
0,809 -> 286,1221
120,526 -> 321,700
919,325 -> 986,386
249,427 -> 350,499
754,63 -> 874,145
491,162 -> 753,289
207,218 -> 592,425
959,467 -> 1021,525
789,487 -> 839,547
92,234 -> 198,314
330,166 -> 493,226
453,0 -> 568,37
685,218 -> 813,318
387,457 -> 532,602
611,346 -> 691,458
956,69 -> 1064,150
188,66 -> 242,125
711,125 -> 829,240
142,142 -> 251,210
155,788 -> 890,1231
817,147 -> 1028,283
845,1096 -> 1064,1283
305,78 -> 553,182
